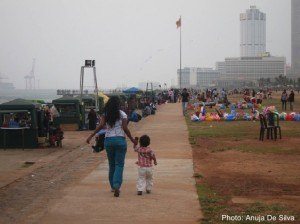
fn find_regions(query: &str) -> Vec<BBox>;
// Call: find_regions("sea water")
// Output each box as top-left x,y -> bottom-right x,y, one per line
0,89 -> 58,104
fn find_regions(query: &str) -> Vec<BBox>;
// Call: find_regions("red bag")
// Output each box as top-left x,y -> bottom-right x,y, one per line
286,114 -> 293,121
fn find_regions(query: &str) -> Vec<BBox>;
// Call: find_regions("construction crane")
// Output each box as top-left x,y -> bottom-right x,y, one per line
24,59 -> 36,90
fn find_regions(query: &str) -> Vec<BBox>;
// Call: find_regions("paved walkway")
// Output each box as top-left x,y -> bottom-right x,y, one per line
39,103 -> 202,224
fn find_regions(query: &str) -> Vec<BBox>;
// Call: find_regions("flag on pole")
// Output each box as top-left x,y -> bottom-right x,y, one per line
176,17 -> 181,28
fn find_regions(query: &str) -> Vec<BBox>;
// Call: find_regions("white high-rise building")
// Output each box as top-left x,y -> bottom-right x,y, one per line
292,0 -> 300,78
240,6 -> 266,57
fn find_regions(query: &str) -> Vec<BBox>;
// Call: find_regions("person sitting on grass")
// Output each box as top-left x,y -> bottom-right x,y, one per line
134,135 -> 157,196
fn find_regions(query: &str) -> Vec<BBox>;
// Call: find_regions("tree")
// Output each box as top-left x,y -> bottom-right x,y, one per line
275,75 -> 289,86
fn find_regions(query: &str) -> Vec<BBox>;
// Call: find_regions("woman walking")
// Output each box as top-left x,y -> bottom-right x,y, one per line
86,96 -> 137,197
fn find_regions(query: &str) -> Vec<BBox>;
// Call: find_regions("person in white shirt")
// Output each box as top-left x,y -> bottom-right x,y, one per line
86,96 -> 137,197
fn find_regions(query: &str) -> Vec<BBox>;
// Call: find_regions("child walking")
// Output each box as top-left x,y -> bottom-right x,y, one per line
134,135 -> 157,195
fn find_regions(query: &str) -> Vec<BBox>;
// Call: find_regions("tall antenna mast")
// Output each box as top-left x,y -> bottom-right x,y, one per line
30,58 -> 36,89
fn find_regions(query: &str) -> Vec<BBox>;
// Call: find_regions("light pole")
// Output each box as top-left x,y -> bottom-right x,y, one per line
80,60 -> 99,112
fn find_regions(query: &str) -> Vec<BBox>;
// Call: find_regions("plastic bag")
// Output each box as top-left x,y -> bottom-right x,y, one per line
230,104 -> 236,110
226,114 -> 235,121
279,112 -> 287,120
247,103 -> 253,108
286,114 -> 294,121
243,113 -> 251,121
206,114 -> 213,122
294,114 -> 300,121
201,106 -> 206,116
191,114 -> 200,122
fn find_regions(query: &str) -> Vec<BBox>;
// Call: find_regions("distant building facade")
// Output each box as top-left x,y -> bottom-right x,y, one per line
216,62 -> 226,75
196,68 -> 220,88
177,68 -> 193,88
240,6 -> 266,57
216,55 -> 286,88
292,0 -> 300,78
215,5 -> 286,89
176,5 -> 287,89
177,67 -> 220,88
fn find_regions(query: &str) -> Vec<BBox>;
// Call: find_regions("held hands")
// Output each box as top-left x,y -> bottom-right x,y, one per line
132,137 -> 139,146
86,135 -> 93,144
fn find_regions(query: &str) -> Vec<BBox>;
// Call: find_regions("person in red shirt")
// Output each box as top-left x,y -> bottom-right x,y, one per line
134,135 -> 157,195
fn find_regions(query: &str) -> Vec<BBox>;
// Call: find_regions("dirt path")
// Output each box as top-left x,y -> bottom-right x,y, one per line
32,103 -> 201,224
0,132 -> 104,224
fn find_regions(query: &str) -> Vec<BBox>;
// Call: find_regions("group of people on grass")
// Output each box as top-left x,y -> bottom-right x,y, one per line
281,89 -> 295,111
182,87 -> 297,113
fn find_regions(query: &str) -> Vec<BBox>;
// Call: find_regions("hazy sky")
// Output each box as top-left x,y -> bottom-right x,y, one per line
0,0 -> 291,89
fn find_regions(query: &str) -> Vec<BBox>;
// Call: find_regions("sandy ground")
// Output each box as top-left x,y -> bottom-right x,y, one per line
192,92 -> 300,214
193,136 -> 300,214
0,131 -> 102,224
0,103 -> 202,224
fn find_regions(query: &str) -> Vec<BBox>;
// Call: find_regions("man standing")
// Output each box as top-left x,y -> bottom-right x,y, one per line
256,90 -> 263,104
87,108 -> 97,130
288,90 -> 295,111
181,88 -> 189,116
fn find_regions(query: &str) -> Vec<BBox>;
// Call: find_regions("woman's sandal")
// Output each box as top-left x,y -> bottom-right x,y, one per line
114,189 -> 120,197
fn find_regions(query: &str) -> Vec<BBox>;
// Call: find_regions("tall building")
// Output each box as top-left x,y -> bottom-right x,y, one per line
240,6 -> 266,57
292,0 -> 300,77
215,5 -> 286,89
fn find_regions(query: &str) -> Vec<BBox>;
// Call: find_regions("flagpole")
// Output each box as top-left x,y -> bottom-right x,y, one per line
179,16 -> 182,90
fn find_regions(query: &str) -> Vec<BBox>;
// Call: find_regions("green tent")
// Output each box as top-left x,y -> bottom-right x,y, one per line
52,96 -> 82,129
0,99 -> 42,148
30,99 -> 46,104
75,94 -> 104,113
75,95 -> 95,108
0,98 -> 41,110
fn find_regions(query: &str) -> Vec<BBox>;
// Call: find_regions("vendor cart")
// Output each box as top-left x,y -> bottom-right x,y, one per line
0,99 -> 43,149
52,96 -> 83,130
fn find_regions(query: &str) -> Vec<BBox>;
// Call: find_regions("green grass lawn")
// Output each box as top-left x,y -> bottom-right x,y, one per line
196,183 -> 291,224
186,116 -> 300,154
186,94 -> 300,223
